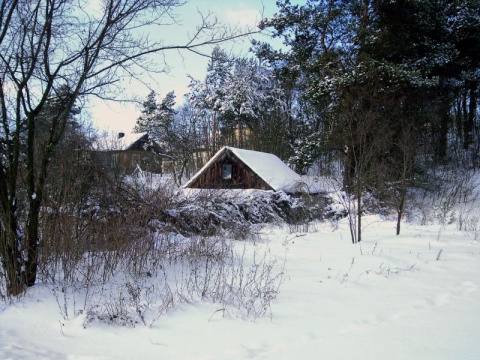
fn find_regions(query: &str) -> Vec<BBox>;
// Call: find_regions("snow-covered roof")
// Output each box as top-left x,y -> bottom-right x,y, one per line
94,132 -> 148,151
184,146 -> 304,193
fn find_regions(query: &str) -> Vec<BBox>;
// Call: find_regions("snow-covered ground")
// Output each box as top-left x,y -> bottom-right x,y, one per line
1,214 -> 479,359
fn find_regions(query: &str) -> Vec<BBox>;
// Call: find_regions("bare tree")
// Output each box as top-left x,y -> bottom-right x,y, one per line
0,0 -> 255,295
338,83 -> 395,244
389,121 -> 418,235
167,101 -> 207,185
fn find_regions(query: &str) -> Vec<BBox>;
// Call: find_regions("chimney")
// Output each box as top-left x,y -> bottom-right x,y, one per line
118,132 -> 125,139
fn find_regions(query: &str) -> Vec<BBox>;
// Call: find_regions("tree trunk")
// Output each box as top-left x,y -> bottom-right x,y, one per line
396,190 -> 405,236
437,111 -> 449,160
343,146 -> 356,192
462,92 -> 469,148
467,83 -> 477,149
25,199 -> 41,286
357,191 -> 362,243
455,97 -> 463,144
211,111 -> 217,153
1,216 -> 25,296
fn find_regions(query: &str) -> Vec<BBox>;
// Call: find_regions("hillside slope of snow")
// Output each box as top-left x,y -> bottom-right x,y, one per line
1,216 -> 479,359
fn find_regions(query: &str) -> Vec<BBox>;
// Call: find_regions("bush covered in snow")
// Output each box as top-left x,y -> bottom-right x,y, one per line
158,190 -> 316,237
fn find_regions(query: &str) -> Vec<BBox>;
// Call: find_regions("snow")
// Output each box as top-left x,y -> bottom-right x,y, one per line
94,132 -> 147,151
229,147 -> 302,193
1,216 -> 479,359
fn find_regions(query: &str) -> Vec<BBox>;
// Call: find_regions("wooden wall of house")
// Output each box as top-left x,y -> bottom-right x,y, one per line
93,150 -> 163,174
188,151 -> 273,190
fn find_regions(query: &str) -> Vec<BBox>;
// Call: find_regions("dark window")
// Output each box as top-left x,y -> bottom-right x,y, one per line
222,164 -> 232,179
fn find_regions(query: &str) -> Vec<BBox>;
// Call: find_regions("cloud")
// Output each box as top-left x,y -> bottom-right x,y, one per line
224,8 -> 261,28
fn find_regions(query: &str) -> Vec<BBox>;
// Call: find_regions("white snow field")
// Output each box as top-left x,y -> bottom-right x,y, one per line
1,215 -> 479,360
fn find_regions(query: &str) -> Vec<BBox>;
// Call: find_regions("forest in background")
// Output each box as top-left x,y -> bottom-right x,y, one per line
138,0 -> 480,181
126,0 -> 480,242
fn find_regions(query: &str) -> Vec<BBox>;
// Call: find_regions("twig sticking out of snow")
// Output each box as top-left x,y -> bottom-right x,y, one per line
436,249 -> 443,261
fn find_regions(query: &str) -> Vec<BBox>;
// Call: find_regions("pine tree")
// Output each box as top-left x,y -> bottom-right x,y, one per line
134,90 -> 176,141
134,90 -> 160,133
373,0 -> 480,158
189,47 -> 287,152
157,91 -> 177,133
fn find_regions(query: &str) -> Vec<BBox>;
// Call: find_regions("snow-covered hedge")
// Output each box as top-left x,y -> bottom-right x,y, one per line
157,190 -> 315,237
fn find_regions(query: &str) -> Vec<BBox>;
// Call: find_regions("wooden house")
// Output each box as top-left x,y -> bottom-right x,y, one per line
93,132 -> 170,174
184,146 -> 303,193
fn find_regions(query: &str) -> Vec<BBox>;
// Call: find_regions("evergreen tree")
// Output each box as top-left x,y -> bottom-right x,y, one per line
134,90 -> 176,141
256,0 -> 360,174
257,0 -> 430,240
189,47 -> 287,154
373,0 -> 480,159
258,0 -> 480,174
134,90 -> 160,133
158,91 -> 177,133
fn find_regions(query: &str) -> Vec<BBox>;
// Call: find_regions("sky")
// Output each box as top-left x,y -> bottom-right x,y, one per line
89,0 -> 291,134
